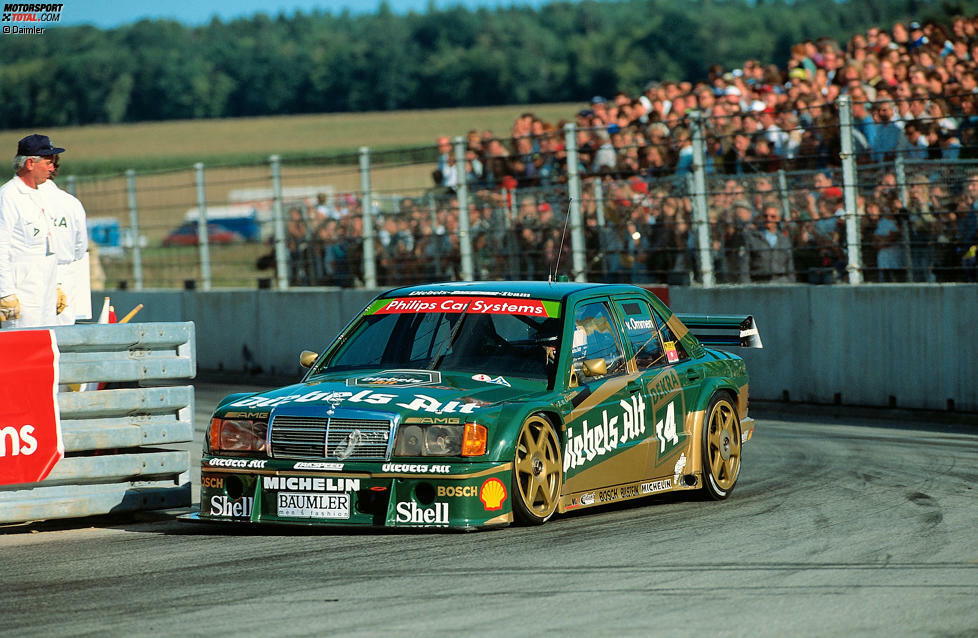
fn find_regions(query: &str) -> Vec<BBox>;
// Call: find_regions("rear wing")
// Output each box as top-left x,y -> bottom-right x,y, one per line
674,314 -> 763,349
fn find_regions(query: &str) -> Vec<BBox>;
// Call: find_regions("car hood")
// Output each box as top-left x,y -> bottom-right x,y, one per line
215,368 -> 545,419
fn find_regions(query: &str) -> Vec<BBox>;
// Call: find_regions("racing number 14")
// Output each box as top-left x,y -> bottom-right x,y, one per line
655,402 -> 679,453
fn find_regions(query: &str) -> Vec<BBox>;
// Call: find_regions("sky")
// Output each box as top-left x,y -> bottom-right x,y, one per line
56,0 -> 560,28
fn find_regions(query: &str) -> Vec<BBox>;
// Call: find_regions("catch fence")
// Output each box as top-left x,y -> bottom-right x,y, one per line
67,96 -> 978,289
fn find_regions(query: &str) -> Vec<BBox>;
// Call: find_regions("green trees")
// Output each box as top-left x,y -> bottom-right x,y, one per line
0,0 -> 950,128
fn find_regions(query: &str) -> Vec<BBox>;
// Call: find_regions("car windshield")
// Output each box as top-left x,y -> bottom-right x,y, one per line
318,303 -> 562,385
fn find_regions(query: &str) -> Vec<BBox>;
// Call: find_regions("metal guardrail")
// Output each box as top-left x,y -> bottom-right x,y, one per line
0,322 -> 196,524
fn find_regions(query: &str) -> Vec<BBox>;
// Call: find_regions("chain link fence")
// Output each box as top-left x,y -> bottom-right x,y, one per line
69,95 -> 978,290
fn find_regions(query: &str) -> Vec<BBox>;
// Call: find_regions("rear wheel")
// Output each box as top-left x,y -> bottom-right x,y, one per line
702,393 -> 742,500
512,414 -> 562,524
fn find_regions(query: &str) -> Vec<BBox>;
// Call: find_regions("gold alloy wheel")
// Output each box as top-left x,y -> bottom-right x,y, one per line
513,415 -> 562,523
705,397 -> 741,496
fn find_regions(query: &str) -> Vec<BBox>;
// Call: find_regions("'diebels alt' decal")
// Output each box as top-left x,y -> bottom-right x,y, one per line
228,390 -> 482,414
563,395 -> 647,472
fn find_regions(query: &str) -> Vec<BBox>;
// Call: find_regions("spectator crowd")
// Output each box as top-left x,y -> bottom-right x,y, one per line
278,14 -> 978,286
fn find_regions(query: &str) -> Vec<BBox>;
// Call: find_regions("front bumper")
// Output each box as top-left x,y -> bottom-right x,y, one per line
193,455 -> 513,530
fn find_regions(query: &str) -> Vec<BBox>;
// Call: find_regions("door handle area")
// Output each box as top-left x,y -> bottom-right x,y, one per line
685,369 -> 702,381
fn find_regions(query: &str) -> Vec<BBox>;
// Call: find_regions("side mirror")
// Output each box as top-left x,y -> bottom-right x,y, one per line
299,350 -> 319,368
581,358 -> 607,377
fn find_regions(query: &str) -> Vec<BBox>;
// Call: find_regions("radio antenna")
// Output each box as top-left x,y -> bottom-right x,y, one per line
550,199 -> 573,283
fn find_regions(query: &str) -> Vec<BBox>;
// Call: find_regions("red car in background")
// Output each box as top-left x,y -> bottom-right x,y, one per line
162,222 -> 243,247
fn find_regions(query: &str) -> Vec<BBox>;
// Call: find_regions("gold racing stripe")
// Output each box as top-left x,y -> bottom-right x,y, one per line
686,409 -> 705,476
482,512 -> 514,526
204,463 -> 513,480
737,383 -> 749,420
665,314 -> 689,340
562,438 -> 655,494
566,373 -> 642,423
375,464 -> 512,480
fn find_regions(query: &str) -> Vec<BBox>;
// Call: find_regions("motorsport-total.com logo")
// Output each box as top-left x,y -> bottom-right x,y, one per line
2,3 -> 63,34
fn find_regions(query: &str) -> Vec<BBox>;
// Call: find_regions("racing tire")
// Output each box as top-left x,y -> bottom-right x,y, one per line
701,393 -> 742,500
512,414 -> 563,525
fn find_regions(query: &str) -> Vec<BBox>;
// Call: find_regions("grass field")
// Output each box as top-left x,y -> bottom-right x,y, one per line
6,103 -> 582,288
0,103 -> 581,175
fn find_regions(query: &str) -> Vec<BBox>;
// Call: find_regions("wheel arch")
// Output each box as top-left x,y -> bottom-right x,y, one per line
689,378 -> 740,430
536,409 -> 563,438
694,378 -> 739,410
490,404 -> 562,462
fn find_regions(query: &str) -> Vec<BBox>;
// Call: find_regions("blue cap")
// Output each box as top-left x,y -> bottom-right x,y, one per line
17,134 -> 65,157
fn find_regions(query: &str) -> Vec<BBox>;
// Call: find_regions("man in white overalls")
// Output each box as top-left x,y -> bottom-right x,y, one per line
0,134 -> 65,329
40,154 -> 89,325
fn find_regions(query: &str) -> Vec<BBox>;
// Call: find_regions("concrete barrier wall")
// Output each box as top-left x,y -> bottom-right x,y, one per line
1,322 -> 195,524
100,288 -> 379,378
670,284 -> 977,413
97,284 -> 977,413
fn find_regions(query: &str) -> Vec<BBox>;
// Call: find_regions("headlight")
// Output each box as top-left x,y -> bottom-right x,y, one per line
393,423 -> 487,457
207,418 -> 268,454
425,425 -> 462,455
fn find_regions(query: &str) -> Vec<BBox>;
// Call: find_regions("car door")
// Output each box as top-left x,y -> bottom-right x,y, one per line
613,297 -> 698,484
561,299 -> 649,497
649,305 -> 703,481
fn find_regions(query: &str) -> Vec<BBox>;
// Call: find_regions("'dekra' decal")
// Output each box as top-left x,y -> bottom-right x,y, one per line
229,390 -> 481,414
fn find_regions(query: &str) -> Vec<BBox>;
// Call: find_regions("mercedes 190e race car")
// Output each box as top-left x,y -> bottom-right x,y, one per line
190,281 -> 761,529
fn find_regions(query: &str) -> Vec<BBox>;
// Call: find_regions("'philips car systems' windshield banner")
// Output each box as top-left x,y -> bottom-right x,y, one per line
367,296 -> 560,317
0,329 -> 63,486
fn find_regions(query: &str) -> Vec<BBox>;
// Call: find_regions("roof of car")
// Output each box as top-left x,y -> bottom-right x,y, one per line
381,281 -> 650,303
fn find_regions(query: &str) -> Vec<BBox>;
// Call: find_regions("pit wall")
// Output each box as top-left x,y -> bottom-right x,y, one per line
96,284 -> 977,413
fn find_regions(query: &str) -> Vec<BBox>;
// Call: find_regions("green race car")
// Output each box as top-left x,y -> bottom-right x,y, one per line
191,281 -> 761,529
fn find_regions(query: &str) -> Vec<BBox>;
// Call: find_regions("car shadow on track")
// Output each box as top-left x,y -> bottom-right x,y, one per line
1,490 -> 709,537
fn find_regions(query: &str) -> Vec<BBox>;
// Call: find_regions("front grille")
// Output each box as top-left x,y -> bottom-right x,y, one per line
269,414 -> 393,460
326,418 -> 392,459
269,416 -> 327,459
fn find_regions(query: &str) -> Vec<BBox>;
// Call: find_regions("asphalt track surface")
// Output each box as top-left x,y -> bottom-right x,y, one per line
1,384 -> 976,638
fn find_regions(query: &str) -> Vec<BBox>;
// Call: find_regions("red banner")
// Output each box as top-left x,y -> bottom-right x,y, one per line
0,330 -> 63,486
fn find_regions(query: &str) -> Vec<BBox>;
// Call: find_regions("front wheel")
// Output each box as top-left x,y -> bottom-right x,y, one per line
512,414 -> 562,525
702,393 -> 742,500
